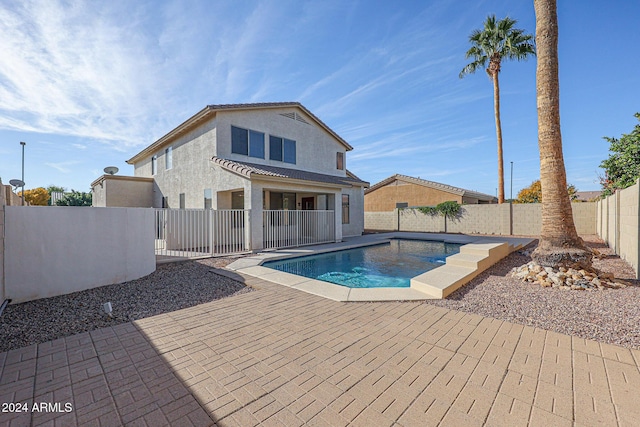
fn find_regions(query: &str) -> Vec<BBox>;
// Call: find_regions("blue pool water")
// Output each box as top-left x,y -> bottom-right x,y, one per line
264,239 -> 461,288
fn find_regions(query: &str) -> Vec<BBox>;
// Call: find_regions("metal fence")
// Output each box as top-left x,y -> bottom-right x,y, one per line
263,210 -> 335,250
155,209 -> 249,257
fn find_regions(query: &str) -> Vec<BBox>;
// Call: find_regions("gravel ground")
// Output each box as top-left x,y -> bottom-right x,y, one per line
2,235 -> 638,353
0,258 -> 251,353
424,235 -> 640,349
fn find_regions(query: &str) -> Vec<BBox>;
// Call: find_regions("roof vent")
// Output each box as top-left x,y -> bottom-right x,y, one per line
280,112 -> 309,125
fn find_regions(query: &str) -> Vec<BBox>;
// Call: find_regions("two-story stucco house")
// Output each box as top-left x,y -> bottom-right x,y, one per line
92,102 -> 368,250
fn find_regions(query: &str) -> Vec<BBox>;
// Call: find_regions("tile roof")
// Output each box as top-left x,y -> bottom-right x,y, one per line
574,191 -> 602,201
211,157 -> 369,188
365,174 -> 496,202
127,102 -> 351,164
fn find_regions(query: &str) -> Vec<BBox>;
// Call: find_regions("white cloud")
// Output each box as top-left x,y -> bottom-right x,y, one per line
45,161 -> 81,173
0,1 -> 176,148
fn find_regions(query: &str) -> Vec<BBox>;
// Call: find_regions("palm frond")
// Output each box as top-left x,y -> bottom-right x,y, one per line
459,59 -> 486,78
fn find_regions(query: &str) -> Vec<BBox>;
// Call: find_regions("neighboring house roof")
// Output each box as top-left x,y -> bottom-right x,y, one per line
574,191 -> 602,202
365,174 -> 497,202
211,157 -> 369,188
127,102 -> 352,165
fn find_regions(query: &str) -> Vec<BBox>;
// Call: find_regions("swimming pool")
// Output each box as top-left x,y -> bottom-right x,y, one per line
263,239 -> 461,288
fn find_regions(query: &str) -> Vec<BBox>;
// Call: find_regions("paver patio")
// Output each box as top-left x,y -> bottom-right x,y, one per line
1,270 -> 639,426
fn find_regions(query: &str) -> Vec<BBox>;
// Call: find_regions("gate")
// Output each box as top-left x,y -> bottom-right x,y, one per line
155,209 -> 250,257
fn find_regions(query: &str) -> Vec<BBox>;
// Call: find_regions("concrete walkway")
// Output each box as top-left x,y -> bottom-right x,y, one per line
1,271 -> 639,426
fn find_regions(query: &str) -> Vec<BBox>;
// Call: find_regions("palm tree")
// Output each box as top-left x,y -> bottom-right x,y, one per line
460,15 -> 535,204
532,0 -> 591,269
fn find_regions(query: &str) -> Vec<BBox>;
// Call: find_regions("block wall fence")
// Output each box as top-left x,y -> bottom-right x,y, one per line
596,179 -> 640,279
365,202 -> 596,236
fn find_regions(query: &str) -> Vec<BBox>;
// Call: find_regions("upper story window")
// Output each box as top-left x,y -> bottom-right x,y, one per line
165,146 -> 173,170
337,152 -> 344,170
231,126 -> 265,159
151,155 -> 157,175
269,136 -> 296,164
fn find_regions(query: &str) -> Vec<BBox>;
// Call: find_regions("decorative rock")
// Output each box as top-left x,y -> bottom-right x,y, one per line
510,260 -> 626,291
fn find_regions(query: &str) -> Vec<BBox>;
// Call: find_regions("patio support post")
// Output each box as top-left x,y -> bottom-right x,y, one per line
247,184 -> 263,251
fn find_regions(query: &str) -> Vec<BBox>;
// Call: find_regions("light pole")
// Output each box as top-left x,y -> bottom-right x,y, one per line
20,141 -> 26,206
510,161 -> 513,202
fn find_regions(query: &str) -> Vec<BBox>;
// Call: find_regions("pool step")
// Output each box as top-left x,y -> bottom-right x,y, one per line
446,253 -> 493,270
411,242 -> 510,298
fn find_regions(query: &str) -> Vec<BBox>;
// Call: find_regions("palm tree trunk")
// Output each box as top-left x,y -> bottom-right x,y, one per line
532,0 -> 591,269
492,71 -> 505,204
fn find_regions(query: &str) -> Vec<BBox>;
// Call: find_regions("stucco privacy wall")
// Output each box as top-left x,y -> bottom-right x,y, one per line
597,180 -> 640,278
366,202 -> 597,236
92,177 -> 154,208
4,206 -> 155,303
0,184 -> 6,303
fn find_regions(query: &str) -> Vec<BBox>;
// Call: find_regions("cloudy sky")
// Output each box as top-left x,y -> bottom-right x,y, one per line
1,0 -> 638,196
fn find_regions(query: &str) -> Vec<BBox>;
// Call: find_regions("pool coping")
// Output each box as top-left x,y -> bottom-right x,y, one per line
225,232 -> 535,301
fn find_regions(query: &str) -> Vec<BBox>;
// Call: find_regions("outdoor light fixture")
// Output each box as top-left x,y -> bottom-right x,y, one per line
103,302 -> 113,317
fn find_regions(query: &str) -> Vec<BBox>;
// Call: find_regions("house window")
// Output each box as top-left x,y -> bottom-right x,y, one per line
204,189 -> 212,209
337,152 -> 344,170
231,191 -> 244,209
269,136 -> 296,164
231,126 -> 265,158
269,192 -> 296,210
162,196 -> 168,208
165,146 -> 173,170
151,155 -> 157,175
342,194 -> 350,224
179,193 -> 185,209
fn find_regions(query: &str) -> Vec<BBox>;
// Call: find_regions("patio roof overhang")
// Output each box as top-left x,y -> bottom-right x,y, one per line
210,157 -> 368,190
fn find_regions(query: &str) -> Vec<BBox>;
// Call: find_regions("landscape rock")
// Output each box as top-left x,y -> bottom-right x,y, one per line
510,260 -> 626,291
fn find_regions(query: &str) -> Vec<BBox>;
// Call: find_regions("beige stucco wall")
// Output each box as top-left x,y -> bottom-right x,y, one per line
134,107 -> 351,210
216,109 -> 348,177
4,206 -> 155,303
342,185 -> 365,237
92,176 -> 153,207
366,202 -> 597,237
365,180 -> 463,212
0,185 -> 5,303
134,117 -> 218,208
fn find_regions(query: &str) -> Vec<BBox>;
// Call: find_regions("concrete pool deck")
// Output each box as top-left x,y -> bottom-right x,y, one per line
226,233 -> 535,302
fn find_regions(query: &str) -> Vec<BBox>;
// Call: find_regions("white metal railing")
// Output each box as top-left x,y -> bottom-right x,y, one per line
263,210 -> 335,250
155,209 -> 249,257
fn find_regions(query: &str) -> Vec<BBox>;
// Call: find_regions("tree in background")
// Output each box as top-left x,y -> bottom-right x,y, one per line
531,0 -> 591,270
18,187 -> 50,206
599,113 -> 640,196
55,190 -> 92,206
515,179 -> 577,203
460,15 -> 535,204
